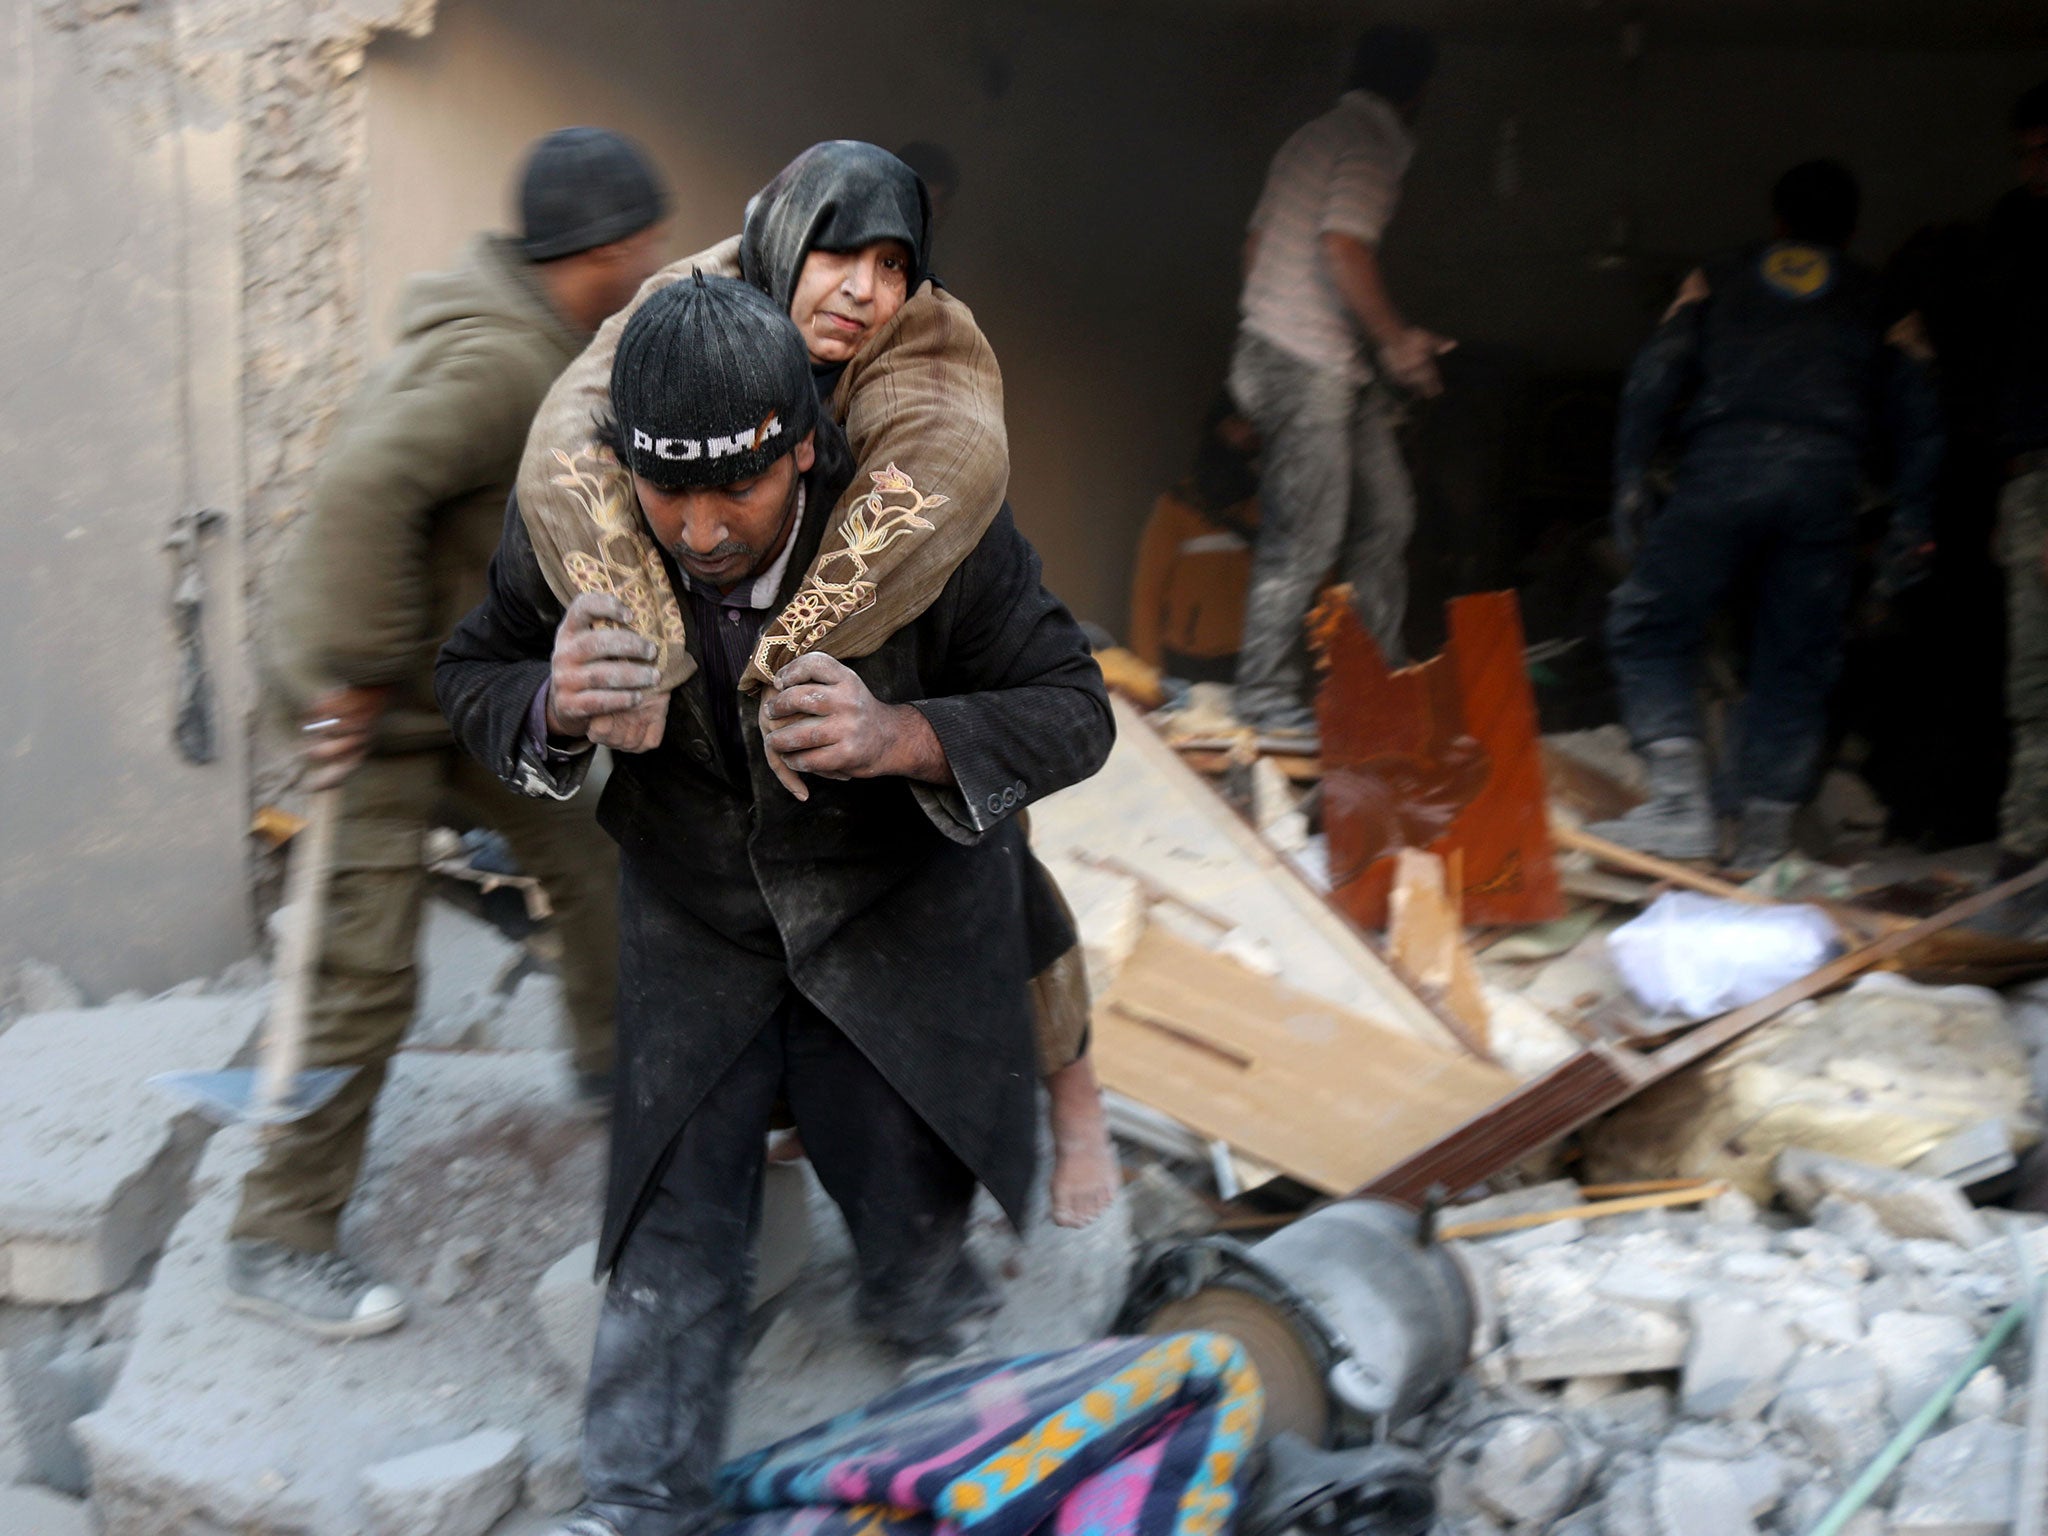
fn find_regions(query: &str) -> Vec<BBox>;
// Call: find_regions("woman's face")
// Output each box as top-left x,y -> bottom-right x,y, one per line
787,239 -> 913,364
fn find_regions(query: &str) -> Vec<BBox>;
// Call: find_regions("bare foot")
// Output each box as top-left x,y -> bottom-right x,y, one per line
1046,1055 -> 1119,1228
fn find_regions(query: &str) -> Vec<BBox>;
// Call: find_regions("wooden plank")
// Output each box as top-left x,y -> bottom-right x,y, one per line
1092,924 -> 1518,1195
1387,849 -> 1493,1058
1551,821 -> 1761,903
1361,859 -> 2048,1207
1031,695 -> 1459,1049
1438,1181 -> 1728,1240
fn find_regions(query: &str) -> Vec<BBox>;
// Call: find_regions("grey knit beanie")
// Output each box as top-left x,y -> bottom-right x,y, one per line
519,127 -> 667,261
608,274 -> 819,491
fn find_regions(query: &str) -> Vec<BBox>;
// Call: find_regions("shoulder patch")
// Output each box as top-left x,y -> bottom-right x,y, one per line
1761,243 -> 1833,300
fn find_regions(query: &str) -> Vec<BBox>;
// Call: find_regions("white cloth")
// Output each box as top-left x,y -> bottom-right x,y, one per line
1239,90 -> 1415,383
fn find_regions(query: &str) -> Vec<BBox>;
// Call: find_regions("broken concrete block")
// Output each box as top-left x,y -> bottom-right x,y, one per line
0,993 -> 265,1302
1651,1454 -> 1758,1536
1772,1349 -> 1891,1474
533,1161 -> 813,1386
359,1429 -> 523,1536
1951,1366 -> 2006,1423
1593,1258 -> 1698,1318
1867,1310 -> 1977,1424
1469,1415 -> 1588,1527
523,1435 -> 582,1515
1576,1385 -> 1674,1453
1601,1466 -> 1655,1536
423,1236 -> 491,1305
77,1054 -> 606,1536
0,1486 -> 92,1536
1890,1418 -> 2022,1536
1507,1293 -> 1689,1381
1789,1291 -> 1864,1349
1681,1297 -> 1795,1420
1777,1148 -> 1995,1249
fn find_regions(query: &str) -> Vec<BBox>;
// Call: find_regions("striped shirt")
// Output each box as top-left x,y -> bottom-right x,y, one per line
1240,90 -> 1415,382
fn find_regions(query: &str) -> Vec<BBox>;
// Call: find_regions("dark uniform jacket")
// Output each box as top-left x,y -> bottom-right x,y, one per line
435,431 -> 1114,1269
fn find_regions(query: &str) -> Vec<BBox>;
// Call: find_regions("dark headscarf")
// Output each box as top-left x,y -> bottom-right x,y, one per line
739,141 -> 931,316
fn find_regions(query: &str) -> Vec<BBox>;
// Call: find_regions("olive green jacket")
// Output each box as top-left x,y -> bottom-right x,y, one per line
272,234 -> 586,752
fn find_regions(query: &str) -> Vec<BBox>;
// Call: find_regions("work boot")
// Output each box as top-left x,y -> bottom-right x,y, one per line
224,1240 -> 408,1340
1585,738 -> 1718,860
1727,798 -> 1799,873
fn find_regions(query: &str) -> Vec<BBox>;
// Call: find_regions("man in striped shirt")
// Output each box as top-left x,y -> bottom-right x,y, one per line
1231,25 -> 1452,736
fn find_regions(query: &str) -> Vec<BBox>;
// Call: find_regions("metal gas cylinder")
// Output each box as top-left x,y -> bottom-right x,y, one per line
1115,1199 -> 1474,1446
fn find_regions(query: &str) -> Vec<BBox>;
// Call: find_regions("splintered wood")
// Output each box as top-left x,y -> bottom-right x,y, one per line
1092,923 -> 1517,1194
1387,849 -> 1493,1056
1314,590 -> 1563,928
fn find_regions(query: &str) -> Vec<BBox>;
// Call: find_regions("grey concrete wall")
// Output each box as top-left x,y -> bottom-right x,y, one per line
360,0 -> 2048,637
0,2 -> 256,997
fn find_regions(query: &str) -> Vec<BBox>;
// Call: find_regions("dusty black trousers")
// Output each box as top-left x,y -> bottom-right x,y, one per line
580,991 -> 993,1536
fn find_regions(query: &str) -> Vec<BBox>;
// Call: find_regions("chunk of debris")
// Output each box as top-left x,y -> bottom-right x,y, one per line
359,1429 -> 524,1536
1866,1310 -> 1979,1425
10,960 -> 86,1018
1770,1349 -> 1892,1474
78,1054 -> 604,1536
0,992 -> 265,1302
1680,1297 -> 1795,1420
1651,1452 -> 1759,1536
1890,1418 -> 2024,1536
1777,1148 -> 1995,1249
1468,1414 -> 1589,1526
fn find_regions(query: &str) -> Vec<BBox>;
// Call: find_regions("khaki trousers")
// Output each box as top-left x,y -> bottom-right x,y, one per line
231,748 -> 618,1253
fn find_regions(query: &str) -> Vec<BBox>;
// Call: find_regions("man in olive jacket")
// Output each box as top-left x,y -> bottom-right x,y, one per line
437,276 -> 1113,1536
229,129 -> 669,1339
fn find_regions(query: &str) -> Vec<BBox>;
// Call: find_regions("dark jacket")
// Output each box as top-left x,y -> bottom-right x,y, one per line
435,441 -> 1114,1269
1614,240 -> 1943,546
274,235 -> 585,750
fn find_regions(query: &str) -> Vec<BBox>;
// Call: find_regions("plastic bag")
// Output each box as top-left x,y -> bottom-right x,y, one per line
1607,891 -> 1839,1020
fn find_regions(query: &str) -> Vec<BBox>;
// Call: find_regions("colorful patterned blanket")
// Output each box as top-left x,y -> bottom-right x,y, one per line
714,1333 -> 1264,1536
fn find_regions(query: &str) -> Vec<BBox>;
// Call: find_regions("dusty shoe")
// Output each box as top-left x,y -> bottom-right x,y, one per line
1585,738 -> 1717,860
225,1240 -> 408,1340
1728,798 -> 1799,872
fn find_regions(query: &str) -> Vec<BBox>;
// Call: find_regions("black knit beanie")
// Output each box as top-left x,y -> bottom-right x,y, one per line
519,127 -> 668,261
608,274 -> 820,491
740,141 -> 931,314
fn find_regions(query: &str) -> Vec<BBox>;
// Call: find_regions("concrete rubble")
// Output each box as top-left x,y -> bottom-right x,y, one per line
0,990 -> 267,1303
1415,1160 -> 2047,1536
0,897 -> 1135,1535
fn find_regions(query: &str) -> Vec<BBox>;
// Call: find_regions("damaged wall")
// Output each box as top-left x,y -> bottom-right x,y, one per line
0,0 -> 438,996
0,0 -> 256,996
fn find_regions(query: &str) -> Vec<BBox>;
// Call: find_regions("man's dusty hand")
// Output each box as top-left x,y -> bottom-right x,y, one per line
301,685 -> 389,790
548,592 -> 666,752
1380,326 -> 1456,398
758,653 -> 947,800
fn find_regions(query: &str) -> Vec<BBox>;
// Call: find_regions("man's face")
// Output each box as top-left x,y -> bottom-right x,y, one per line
2020,127 -> 2048,198
633,433 -> 817,590
788,239 -> 913,365
602,222 -> 672,317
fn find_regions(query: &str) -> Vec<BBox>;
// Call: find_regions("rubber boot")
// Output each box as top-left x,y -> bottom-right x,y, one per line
1586,738 -> 1718,860
1728,798 -> 1798,873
